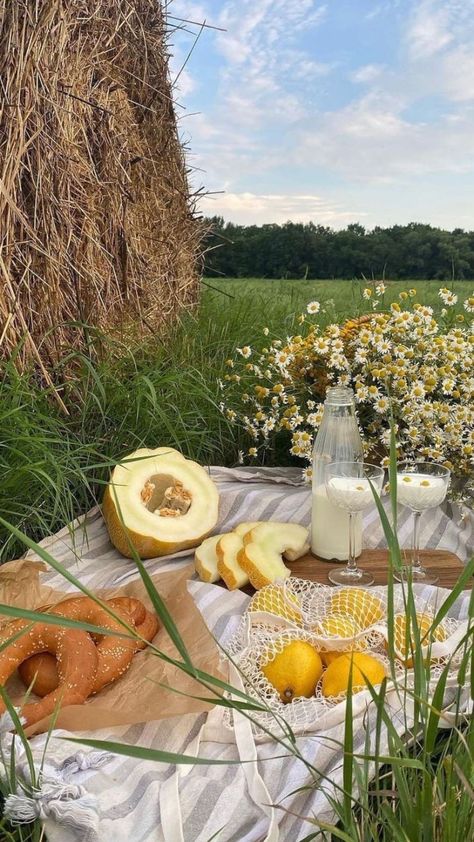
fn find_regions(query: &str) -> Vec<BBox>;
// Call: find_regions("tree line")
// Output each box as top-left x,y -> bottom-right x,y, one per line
202,218 -> 474,280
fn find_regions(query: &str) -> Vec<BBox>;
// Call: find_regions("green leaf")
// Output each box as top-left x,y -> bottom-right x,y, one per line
64,737 -> 275,766
0,603 -> 135,640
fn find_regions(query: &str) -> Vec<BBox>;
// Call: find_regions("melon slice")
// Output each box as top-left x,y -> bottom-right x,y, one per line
238,522 -> 309,590
103,447 -> 219,558
195,535 -> 224,583
217,521 -> 262,589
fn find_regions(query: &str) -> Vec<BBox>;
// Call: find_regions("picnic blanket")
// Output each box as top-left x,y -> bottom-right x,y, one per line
7,467 -> 474,842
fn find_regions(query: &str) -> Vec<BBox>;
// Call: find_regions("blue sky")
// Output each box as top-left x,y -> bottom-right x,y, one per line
168,0 -> 474,229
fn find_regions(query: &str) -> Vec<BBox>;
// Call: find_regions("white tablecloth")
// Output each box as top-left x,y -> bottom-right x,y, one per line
16,467 -> 474,842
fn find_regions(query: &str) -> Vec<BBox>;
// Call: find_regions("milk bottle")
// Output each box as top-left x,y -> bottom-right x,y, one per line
311,386 -> 363,560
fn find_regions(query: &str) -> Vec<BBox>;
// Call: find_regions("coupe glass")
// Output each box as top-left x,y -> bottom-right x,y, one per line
395,461 -> 450,584
325,461 -> 384,586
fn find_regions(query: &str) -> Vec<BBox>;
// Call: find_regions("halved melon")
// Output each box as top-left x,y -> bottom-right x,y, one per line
103,448 -> 219,558
238,522 -> 309,590
217,521 -> 261,589
195,535 -> 224,583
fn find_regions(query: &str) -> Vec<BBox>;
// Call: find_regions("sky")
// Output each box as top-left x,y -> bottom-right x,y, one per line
167,0 -> 474,230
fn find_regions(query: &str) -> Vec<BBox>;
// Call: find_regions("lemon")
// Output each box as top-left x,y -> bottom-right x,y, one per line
321,652 -> 386,698
249,587 -> 302,625
313,613 -> 361,638
261,640 -> 323,703
393,613 -> 446,666
313,615 -> 363,667
321,650 -> 351,667
329,588 -> 384,629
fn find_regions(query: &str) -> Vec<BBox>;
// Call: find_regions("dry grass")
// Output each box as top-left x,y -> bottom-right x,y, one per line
0,0 -> 202,379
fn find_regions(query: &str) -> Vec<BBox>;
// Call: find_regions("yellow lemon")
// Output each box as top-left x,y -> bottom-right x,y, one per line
321,650 -> 351,667
313,613 -> 361,638
329,588 -> 384,629
313,614 -> 362,666
321,652 -> 386,698
393,613 -> 446,666
261,640 -> 323,703
249,587 -> 302,625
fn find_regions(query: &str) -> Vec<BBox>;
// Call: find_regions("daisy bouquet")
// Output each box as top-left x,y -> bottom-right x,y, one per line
220,286 -> 474,500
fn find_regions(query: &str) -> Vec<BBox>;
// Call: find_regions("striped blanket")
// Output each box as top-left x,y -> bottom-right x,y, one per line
21,467 -> 474,842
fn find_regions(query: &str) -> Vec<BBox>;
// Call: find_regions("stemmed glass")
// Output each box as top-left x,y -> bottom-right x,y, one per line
325,461 -> 384,586
395,461 -> 450,585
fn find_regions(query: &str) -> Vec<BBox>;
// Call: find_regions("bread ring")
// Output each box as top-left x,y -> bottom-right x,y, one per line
0,621 -> 97,729
19,596 -> 137,696
108,597 -> 147,628
132,609 -> 160,651
19,598 -> 158,697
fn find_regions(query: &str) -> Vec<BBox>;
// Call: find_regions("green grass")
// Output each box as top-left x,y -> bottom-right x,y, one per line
202,277 -> 473,327
1,287 -> 474,841
1,278 -> 473,562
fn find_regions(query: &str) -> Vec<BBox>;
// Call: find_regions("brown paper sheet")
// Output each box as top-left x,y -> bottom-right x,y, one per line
0,559 -> 224,735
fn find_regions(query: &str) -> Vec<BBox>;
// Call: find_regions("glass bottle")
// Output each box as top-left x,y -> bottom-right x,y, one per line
311,386 -> 364,560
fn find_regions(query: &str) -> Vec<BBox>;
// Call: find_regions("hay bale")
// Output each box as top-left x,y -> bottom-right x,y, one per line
0,0 -> 201,371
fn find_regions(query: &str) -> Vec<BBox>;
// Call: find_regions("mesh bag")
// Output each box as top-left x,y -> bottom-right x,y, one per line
223,580 -> 468,738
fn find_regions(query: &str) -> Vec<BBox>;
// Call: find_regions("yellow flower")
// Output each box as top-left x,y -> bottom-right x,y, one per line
273,383 -> 285,394
399,291 -> 408,301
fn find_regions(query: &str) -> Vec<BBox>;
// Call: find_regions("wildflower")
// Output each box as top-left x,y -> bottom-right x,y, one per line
375,397 -> 390,414
439,288 -> 458,306
237,346 -> 252,359
464,297 -> 474,313
262,418 -> 276,435
307,301 -> 321,315
302,466 -> 313,482
408,288 -> 417,297
362,288 -> 372,299
248,447 -> 257,457
410,382 -> 426,399
314,337 -> 329,354
375,282 -> 386,296
225,359 -> 234,368
263,327 -> 269,336
399,291 -> 408,301
275,351 -> 289,365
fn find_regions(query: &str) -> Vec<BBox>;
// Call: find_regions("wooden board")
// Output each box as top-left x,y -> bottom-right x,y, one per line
286,549 -> 470,590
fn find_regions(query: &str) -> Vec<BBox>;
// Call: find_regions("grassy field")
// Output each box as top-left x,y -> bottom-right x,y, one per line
1,277 -> 472,562
201,277 -> 473,335
1,278 -> 473,842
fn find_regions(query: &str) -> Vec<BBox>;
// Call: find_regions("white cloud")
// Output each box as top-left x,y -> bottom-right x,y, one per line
175,0 -> 474,228
351,64 -> 384,84
295,91 -> 474,182
441,46 -> 474,101
406,0 -> 454,59
214,0 -> 328,124
201,191 -> 367,227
